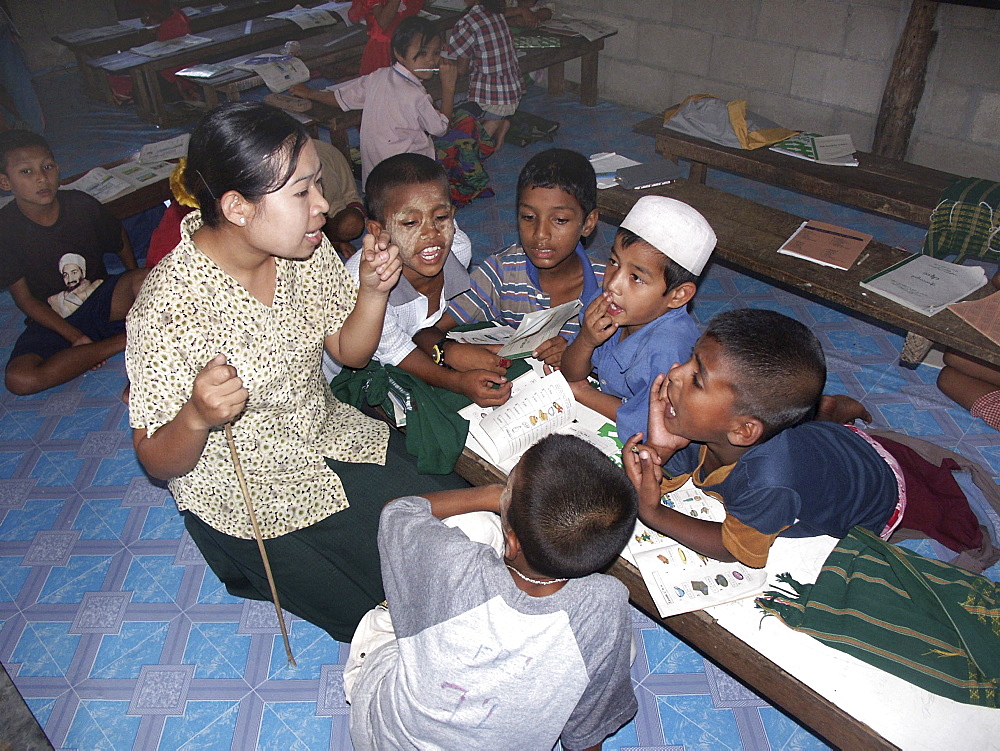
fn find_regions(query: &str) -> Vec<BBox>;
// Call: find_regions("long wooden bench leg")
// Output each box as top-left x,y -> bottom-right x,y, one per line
579,51 -> 599,106
548,62 -> 566,97
689,161 -> 708,184
328,126 -> 351,161
900,331 -> 933,366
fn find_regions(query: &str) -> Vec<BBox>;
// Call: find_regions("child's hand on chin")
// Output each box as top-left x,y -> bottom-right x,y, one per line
358,230 -> 402,294
645,372 -> 690,457
578,293 -> 618,348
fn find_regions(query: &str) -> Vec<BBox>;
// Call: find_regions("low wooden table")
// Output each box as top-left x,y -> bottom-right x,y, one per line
266,31 -> 613,160
87,12 -> 336,126
596,181 -> 998,369
55,0 -> 314,104
452,448 -> 894,750
632,115 -> 957,227
61,157 -> 172,221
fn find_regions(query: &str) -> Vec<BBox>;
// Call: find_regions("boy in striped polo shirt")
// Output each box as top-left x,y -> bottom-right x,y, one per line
415,148 -> 602,373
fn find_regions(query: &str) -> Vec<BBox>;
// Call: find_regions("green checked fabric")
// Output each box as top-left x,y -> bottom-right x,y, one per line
756,527 -> 1000,707
922,177 -> 1000,264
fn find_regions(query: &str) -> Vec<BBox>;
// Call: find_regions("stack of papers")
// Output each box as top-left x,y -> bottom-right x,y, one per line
131,34 -> 211,58
770,133 -> 859,167
267,8 -> 338,29
860,254 -> 988,316
777,220 -> 872,270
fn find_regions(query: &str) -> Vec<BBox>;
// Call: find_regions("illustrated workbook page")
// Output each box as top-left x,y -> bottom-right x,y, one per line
625,480 -> 767,618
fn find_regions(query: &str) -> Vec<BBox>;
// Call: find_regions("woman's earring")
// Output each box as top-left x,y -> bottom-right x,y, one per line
239,217 -> 246,225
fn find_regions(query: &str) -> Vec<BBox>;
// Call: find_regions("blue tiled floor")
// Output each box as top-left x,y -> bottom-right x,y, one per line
1,68 -> 997,750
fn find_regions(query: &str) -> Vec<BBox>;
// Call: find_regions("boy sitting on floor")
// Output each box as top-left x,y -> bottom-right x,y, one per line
561,195 -> 715,444
339,152 -> 512,407
414,147 -> 602,371
345,434 -> 639,750
623,308 -> 994,569
0,130 -> 148,395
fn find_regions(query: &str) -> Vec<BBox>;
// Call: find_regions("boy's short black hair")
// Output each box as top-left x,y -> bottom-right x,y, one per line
508,434 -> 637,579
479,0 -> 506,13
616,227 -> 699,293
516,148 -> 597,218
391,16 -> 439,62
0,130 -> 54,174
365,153 -> 450,224
704,309 -> 826,441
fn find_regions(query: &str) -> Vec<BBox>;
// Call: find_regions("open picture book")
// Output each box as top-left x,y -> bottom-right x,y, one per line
459,370 -> 767,617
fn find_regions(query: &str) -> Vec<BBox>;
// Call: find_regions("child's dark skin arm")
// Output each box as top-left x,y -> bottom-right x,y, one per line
396,346 -> 513,407
622,433 -> 735,562
568,378 -> 621,423
438,57 -> 458,120
372,0 -> 402,29
9,278 -> 86,344
118,228 -> 138,270
413,317 -> 509,374
420,483 -> 504,518
287,83 -> 345,110
815,394 -> 872,424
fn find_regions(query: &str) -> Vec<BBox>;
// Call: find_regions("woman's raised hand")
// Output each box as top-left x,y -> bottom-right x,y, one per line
357,229 -> 402,294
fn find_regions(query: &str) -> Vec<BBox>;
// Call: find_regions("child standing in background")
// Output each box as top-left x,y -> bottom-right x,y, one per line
440,0 -> 523,150
561,196 -> 716,443
349,0 -> 426,75
289,17 -> 448,187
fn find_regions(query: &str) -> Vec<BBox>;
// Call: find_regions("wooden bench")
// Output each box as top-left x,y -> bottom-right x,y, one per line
86,11 -> 337,126
451,449 -> 893,750
54,0 -> 316,105
264,31 -> 614,161
632,114 -> 958,227
596,181 -> 999,369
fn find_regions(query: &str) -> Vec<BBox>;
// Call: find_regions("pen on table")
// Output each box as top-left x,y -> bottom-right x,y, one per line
858,252 -> 870,265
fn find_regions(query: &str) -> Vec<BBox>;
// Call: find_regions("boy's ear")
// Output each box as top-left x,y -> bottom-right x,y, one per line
665,281 -> 697,309
502,527 -> 520,562
365,218 -> 385,239
0,172 -> 11,192
727,416 -> 764,448
581,208 -> 599,238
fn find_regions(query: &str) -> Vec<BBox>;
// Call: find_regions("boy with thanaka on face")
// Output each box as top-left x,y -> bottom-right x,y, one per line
414,148 -> 603,373
342,152 -> 512,407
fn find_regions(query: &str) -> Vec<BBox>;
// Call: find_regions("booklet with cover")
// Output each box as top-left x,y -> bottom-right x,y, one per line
623,481 -> 768,618
777,220 -> 872,270
860,254 -> 988,316
770,132 -> 859,167
460,370 -> 620,473
616,160 -> 686,190
444,300 -> 582,359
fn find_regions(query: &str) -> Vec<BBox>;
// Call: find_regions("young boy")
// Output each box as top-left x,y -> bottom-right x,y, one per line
624,308 -> 992,569
346,434 -> 638,750
343,152 -> 512,406
289,16 -> 447,187
561,195 -> 716,444
414,148 -> 602,371
0,130 -> 148,395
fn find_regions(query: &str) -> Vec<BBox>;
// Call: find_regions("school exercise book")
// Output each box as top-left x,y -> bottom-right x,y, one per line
620,482 -> 768,618
769,133 -> 859,167
459,370 -> 620,474
777,220 -> 872,270
860,255 -> 989,317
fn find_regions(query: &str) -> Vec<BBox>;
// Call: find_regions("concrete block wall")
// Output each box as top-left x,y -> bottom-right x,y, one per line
557,0 -> 1000,181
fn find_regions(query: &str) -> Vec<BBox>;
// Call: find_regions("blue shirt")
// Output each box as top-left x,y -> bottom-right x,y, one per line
587,304 -> 699,442
666,422 -> 897,543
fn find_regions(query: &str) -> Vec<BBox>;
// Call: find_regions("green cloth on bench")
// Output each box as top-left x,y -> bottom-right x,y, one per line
922,177 -> 1000,264
330,359 -> 531,475
756,527 -> 1000,707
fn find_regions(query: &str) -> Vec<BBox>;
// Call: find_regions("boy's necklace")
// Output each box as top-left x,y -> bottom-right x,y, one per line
506,564 -> 568,586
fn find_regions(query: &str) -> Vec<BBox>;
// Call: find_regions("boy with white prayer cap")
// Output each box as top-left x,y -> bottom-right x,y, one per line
561,195 -> 717,442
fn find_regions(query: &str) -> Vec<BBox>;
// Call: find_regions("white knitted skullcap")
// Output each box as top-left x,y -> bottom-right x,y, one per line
620,196 -> 716,275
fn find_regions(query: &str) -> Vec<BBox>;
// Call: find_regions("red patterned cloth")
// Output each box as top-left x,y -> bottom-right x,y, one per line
971,389 -> 1000,431
349,0 -> 425,75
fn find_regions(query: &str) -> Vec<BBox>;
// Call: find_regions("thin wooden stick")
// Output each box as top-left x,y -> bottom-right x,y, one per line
224,424 -> 296,666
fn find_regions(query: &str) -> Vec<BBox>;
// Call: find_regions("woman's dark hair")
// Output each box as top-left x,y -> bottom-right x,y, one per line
391,16 -> 439,63
185,101 -> 310,227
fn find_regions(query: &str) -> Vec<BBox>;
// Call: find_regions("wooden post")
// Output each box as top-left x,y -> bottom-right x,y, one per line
872,0 -> 938,160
